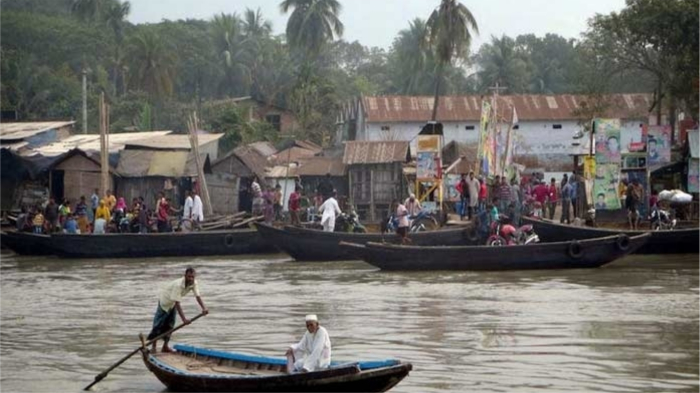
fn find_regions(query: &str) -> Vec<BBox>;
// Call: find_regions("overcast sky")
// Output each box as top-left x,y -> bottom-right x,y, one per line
127,0 -> 626,51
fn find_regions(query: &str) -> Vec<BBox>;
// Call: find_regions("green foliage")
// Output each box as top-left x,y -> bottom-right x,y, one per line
201,102 -> 278,155
280,0 -> 344,56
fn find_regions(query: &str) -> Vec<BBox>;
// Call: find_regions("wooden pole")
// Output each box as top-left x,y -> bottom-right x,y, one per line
99,92 -> 110,196
187,113 -> 213,216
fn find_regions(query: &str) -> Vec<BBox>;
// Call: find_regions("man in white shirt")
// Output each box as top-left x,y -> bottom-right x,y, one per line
192,190 -> 204,223
404,193 -> 422,217
318,192 -> 341,232
146,267 -> 208,353
285,314 -> 331,373
183,190 -> 194,221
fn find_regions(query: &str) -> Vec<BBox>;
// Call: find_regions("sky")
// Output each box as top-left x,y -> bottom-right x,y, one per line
127,0 -> 627,51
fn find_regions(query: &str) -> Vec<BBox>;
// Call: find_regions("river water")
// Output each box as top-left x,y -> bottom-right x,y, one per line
0,251 -> 697,393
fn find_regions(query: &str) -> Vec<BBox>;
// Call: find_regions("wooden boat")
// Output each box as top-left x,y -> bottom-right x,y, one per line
0,231 -> 57,256
255,223 -> 481,261
522,217 -> 699,254
338,233 -> 650,271
40,229 -> 275,259
141,344 -> 412,393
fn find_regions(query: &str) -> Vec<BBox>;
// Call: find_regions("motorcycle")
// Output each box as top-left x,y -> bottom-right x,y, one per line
383,210 -> 439,234
486,214 -> 540,246
649,207 -> 677,231
335,211 -> 367,233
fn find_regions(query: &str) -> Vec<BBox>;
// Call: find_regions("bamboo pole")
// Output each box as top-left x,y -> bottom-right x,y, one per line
99,92 -> 110,196
187,112 -> 213,216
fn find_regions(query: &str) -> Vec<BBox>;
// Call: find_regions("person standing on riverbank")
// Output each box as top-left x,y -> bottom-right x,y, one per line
147,267 -> 208,353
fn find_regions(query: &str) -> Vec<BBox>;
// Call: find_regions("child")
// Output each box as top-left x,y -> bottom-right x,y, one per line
32,210 -> 45,234
490,197 -> 500,223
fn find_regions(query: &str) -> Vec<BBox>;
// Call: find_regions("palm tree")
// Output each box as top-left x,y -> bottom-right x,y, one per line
211,13 -> 252,96
392,18 -> 433,94
103,0 -> 131,96
71,0 -> 103,21
425,0 -> 478,120
242,8 -> 272,40
476,35 -> 530,93
126,29 -> 176,99
279,0 -> 344,56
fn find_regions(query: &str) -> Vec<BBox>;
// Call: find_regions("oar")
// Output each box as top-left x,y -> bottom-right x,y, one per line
83,312 -> 206,391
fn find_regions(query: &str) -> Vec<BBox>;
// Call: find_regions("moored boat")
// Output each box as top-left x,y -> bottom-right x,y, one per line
339,233 -> 650,271
255,223 -> 481,261
16,229 -> 276,259
522,216 -> 699,254
0,231 -> 57,256
141,344 -> 412,393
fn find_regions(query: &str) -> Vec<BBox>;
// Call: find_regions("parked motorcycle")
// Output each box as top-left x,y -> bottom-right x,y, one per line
486,214 -> 540,246
383,211 -> 439,234
649,207 -> 677,231
335,211 -> 367,233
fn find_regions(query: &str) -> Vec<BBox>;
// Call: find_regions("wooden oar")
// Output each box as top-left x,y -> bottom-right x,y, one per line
83,312 -> 206,391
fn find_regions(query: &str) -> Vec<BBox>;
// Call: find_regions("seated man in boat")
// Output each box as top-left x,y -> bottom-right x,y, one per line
146,267 -> 208,353
285,314 -> 331,373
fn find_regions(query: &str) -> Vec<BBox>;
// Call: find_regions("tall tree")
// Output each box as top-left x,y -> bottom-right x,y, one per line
126,29 -> 176,99
210,12 -> 251,97
475,35 -> 530,93
279,0 -> 344,57
241,7 -> 272,40
391,18 -> 433,94
102,0 -> 130,96
425,0 -> 478,120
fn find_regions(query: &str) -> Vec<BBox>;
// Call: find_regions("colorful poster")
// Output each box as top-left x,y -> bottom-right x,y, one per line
417,151 -> 439,180
584,156 -> 596,180
444,174 -> 461,201
594,118 -> 622,164
593,163 -> 621,210
647,125 -> 671,166
689,158 -> 699,193
417,135 -> 441,152
621,123 -> 647,153
478,100 -> 493,177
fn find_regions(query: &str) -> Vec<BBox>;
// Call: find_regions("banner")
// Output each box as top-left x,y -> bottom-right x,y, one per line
417,151 -> 439,180
689,158 -> 699,193
502,107 -> 518,173
594,118 -> 621,164
478,100 -> 493,177
593,163 -> 621,210
622,169 -> 648,218
444,174 -> 461,201
584,156 -> 596,180
647,125 -> 671,166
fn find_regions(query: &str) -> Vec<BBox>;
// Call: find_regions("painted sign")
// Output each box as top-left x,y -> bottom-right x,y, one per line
444,174 -> 461,202
594,118 -> 622,164
647,125 -> 671,166
584,156 -> 596,180
417,135 -> 441,152
593,163 -> 621,210
689,158 -> 699,193
417,151 -> 439,180
478,100 -> 494,177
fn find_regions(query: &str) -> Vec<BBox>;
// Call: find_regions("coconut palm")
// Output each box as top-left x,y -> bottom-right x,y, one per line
242,8 -> 272,40
425,0 -> 478,120
103,0 -> 130,95
211,12 -> 252,96
476,35 -> 530,93
279,0 -> 344,56
391,18 -> 433,94
126,29 -> 177,99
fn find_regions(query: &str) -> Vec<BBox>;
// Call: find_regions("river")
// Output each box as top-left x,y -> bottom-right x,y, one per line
0,251 -> 697,393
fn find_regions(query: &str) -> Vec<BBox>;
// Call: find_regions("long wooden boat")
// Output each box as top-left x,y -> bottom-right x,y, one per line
0,231 -> 56,256
142,344 -> 412,393
32,229 -> 275,259
522,217 -> 699,254
255,223 -> 481,261
339,233 -> 650,271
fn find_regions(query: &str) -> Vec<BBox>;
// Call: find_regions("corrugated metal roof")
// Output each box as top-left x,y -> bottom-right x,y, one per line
294,139 -> 322,152
343,141 -> 411,165
124,133 -> 223,150
296,156 -> 346,176
362,94 -> 653,122
232,145 -> 270,180
248,141 -> 278,157
33,131 -> 172,156
266,164 -> 298,178
117,149 -> 207,177
0,121 -> 75,141
272,146 -> 318,164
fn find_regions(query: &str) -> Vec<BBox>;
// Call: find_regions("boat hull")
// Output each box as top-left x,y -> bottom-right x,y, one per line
255,223 -> 479,261
339,233 -> 650,271
142,344 -> 412,393
0,231 -> 55,256
47,229 -> 275,258
522,217 -> 699,254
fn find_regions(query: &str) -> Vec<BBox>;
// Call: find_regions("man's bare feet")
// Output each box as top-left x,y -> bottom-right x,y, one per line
161,346 -> 174,353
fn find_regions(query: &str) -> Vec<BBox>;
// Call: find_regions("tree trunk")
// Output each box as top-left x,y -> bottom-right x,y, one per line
431,65 -> 443,121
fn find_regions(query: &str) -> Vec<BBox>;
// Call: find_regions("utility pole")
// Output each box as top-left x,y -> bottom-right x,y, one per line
82,68 -> 88,134
99,92 -> 110,195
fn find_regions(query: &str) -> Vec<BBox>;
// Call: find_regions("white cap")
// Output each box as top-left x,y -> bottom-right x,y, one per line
305,314 -> 318,322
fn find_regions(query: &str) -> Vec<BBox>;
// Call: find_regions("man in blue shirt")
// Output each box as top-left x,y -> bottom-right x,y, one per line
64,214 -> 79,234
90,188 -> 100,223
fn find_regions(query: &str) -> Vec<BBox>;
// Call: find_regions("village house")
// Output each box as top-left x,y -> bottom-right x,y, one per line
343,140 -> 411,222
208,143 -> 272,213
226,96 -> 298,134
337,94 -> 655,172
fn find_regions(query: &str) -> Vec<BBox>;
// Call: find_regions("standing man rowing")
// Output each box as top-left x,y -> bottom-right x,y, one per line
146,267 -> 208,353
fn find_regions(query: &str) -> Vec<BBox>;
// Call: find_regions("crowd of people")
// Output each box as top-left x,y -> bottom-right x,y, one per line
15,188 -> 206,235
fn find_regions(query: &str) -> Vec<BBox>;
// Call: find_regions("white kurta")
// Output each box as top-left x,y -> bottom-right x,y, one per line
183,196 -> 194,219
192,195 -> 204,222
318,198 -> 341,232
467,178 -> 480,207
290,326 -> 332,372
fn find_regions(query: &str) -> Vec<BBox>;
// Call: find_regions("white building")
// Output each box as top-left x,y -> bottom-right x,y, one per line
337,94 -> 654,171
